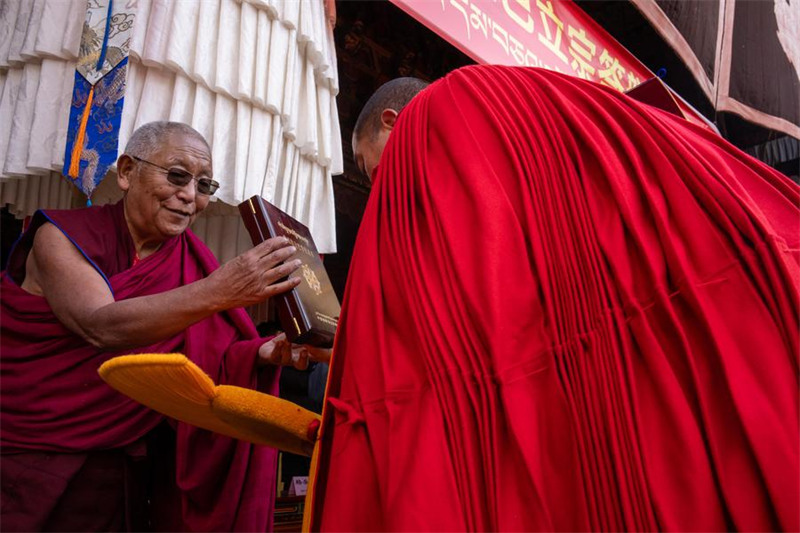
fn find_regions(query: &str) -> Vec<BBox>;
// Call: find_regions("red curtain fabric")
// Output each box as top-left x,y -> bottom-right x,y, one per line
309,66 -> 799,531
1,201 -> 279,532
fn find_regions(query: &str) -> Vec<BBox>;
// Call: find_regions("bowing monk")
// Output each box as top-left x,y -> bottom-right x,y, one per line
308,66 -> 799,531
1,121 -> 323,532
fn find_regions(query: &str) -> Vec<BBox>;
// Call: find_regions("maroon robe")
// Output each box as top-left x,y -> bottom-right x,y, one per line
1,200 -> 279,532
309,66 -> 799,531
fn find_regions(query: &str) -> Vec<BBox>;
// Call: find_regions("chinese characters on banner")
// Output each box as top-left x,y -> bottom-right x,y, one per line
390,0 -> 650,93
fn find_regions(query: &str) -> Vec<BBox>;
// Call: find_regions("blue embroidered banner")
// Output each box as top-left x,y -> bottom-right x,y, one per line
62,0 -> 135,200
63,58 -> 128,198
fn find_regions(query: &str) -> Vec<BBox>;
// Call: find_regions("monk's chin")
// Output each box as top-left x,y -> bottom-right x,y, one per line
157,219 -> 193,238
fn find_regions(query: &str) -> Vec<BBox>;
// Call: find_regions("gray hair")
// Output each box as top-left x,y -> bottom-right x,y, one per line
354,77 -> 429,141
124,121 -> 210,159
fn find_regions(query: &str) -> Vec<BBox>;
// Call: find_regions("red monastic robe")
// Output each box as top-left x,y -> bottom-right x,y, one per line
1,200 -> 279,532
309,66 -> 799,531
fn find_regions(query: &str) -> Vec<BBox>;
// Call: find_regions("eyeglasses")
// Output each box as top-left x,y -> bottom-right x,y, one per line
129,155 -> 220,196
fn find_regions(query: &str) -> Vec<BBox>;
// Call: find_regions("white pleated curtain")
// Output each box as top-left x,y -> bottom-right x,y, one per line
0,0 -> 343,258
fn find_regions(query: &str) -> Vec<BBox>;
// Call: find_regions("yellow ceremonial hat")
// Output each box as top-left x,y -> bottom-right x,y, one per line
98,353 -> 319,457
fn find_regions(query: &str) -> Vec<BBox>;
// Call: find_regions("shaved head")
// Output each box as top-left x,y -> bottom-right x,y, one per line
125,121 -> 209,160
352,77 -> 429,180
353,77 -> 429,142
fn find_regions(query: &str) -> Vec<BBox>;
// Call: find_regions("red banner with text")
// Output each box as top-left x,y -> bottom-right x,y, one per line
390,0 -> 652,90
390,0 -> 715,129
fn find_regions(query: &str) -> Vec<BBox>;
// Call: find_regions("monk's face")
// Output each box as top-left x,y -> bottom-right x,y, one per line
353,108 -> 399,183
352,128 -> 391,182
118,132 -> 213,243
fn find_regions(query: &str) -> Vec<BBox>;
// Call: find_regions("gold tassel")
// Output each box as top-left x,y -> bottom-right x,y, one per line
68,85 -> 95,178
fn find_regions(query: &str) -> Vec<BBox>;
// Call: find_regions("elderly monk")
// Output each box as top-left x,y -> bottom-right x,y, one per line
307,66 -> 799,531
1,121 -> 319,532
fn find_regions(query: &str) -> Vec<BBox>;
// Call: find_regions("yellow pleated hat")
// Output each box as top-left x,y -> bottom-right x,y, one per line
98,353 -> 320,456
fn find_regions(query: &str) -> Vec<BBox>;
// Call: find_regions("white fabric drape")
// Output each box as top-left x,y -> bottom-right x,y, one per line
0,0 -> 342,254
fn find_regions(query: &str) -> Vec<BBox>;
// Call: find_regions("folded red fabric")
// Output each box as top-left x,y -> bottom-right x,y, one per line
310,65 -> 799,531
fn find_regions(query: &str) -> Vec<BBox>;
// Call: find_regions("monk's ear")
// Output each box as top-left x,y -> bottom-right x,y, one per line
380,108 -> 399,131
117,154 -> 135,192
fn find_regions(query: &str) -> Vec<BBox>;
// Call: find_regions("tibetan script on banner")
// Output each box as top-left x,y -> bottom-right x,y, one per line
390,0 -> 648,92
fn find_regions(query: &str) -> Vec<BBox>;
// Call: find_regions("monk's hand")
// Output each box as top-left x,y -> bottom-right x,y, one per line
258,333 -> 311,370
207,236 -> 302,308
294,345 -> 332,363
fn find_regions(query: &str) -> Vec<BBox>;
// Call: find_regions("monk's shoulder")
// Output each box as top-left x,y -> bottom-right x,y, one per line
20,222 -> 65,295
25,223 -> 87,290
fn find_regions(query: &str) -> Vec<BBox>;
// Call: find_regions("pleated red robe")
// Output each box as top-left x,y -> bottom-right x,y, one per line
309,66 -> 799,531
